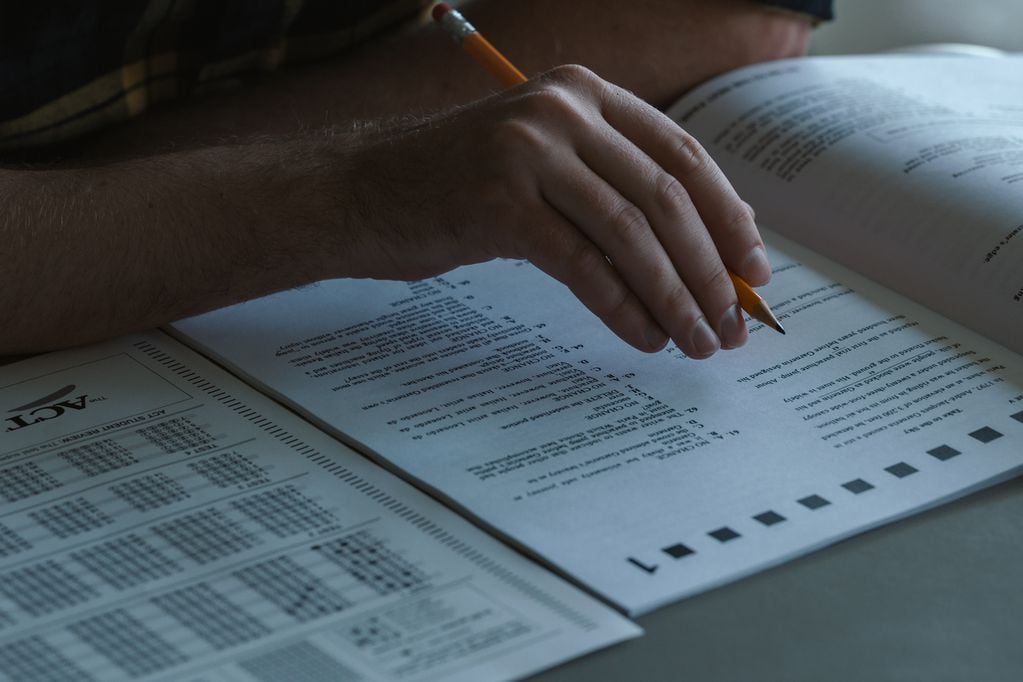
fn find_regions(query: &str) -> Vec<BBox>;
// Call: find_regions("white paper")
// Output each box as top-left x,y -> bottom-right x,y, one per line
174,230 -> 1023,615
670,55 -> 1023,355
0,331 -> 638,681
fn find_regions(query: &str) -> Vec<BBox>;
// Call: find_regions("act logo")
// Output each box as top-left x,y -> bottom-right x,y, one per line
5,384 -> 99,432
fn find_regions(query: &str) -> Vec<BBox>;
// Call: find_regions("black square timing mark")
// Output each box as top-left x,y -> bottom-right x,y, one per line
885,462 -> 918,478
798,494 -> 830,510
708,527 -> 740,543
753,511 -> 785,526
969,426 -> 1002,443
662,543 -> 694,559
927,445 -> 960,461
842,478 -> 874,494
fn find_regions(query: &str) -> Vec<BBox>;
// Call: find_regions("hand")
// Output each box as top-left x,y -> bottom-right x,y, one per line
337,65 -> 770,359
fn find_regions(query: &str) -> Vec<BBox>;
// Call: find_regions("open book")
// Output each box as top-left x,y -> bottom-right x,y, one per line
670,54 -> 1023,356
175,55 -> 1023,617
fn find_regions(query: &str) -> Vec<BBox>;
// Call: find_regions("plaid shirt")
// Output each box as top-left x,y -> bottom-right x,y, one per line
0,0 -> 425,153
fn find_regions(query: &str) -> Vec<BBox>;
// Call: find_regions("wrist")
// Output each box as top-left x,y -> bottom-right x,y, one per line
230,129 -> 362,287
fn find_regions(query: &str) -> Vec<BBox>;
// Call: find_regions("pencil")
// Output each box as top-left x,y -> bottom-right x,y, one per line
432,3 -> 525,87
729,272 -> 784,334
431,2 -> 785,336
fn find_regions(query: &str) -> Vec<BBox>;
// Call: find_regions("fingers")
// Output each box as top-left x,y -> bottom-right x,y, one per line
523,204 -> 669,353
571,122 -> 748,352
597,80 -> 771,287
538,155 -> 729,358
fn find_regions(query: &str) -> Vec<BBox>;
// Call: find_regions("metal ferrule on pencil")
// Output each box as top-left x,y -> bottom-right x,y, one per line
440,8 -> 477,43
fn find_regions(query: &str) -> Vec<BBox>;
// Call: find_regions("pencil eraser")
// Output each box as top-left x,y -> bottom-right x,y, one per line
432,2 -> 452,23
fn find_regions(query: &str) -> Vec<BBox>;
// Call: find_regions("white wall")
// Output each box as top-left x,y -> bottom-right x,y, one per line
811,0 -> 1023,54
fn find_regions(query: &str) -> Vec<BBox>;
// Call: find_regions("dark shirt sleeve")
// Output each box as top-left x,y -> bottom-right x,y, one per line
0,0 -> 425,154
755,0 -> 834,21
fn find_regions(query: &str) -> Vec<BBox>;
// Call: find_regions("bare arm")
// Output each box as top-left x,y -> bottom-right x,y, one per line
1,136 -> 355,352
1,0 -> 812,355
92,0 -> 811,153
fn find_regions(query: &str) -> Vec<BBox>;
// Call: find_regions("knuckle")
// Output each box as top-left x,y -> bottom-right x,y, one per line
607,202 -> 650,243
659,282 -> 694,317
521,86 -> 583,123
652,174 -> 691,216
536,65 -> 606,108
696,265 -> 732,297
674,131 -> 709,174
721,201 -> 756,237
547,63 -> 600,87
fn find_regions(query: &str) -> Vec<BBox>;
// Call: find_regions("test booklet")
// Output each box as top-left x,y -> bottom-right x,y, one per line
176,55 -> 1023,615
4,54 -> 1023,679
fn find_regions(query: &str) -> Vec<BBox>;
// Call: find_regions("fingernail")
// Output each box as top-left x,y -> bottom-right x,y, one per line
742,246 -> 771,285
645,323 -> 668,351
718,304 -> 747,350
689,318 -> 720,358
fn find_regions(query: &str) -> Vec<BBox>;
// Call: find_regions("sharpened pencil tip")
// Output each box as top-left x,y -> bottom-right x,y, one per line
751,301 -> 785,336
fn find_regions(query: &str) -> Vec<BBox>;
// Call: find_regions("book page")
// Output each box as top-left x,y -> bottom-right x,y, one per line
0,332 -> 638,681
174,233 -> 1023,615
668,55 -> 1023,355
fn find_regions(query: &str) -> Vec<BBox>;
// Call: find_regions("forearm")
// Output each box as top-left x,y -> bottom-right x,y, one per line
87,0 -> 810,157
0,134 -> 350,353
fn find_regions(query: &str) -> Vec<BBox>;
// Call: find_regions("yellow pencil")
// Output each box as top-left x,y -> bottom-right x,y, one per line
431,2 -> 785,335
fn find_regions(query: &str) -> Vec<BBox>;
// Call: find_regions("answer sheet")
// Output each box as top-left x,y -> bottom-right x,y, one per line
176,229 -> 1023,615
0,332 -> 638,681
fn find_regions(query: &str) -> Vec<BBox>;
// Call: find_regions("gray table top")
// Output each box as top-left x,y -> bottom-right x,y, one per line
537,474 -> 1023,681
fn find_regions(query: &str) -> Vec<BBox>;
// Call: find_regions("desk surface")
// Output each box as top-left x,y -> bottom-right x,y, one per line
538,474 -> 1023,681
